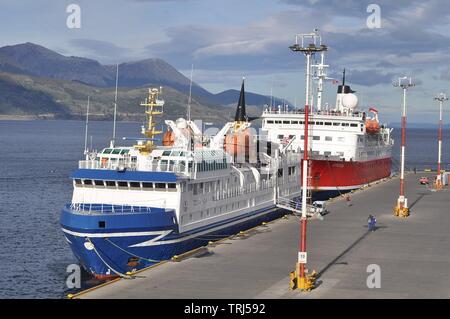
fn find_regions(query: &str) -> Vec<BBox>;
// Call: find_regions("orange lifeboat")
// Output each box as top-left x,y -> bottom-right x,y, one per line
365,119 -> 380,134
224,129 -> 251,157
162,131 -> 175,146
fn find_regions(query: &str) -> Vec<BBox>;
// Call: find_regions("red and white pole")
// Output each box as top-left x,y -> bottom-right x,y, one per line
438,101 -> 442,176
298,52 -> 311,281
289,30 -> 326,290
394,77 -> 414,216
434,93 -> 447,187
399,87 -> 406,205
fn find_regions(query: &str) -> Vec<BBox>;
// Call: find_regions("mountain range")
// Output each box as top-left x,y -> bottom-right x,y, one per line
0,42 -> 286,121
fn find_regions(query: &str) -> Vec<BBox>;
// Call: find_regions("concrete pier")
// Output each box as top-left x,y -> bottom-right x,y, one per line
75,172 -> 450,299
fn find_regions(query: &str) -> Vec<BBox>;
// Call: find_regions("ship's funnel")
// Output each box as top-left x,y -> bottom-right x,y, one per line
337,69 -> 355,94
234,78 -> 246,122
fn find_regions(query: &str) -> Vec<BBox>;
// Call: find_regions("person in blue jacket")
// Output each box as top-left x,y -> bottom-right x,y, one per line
367,215 -> 377,232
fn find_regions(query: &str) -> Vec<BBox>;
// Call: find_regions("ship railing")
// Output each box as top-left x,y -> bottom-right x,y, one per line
79,160 -> 137,171
145,162 -> 190,176
212,178 -> 277,201
309,154 -> 343,161
262,108 -> 364,118
68,203 -> 155,214
79,160 -> 190,175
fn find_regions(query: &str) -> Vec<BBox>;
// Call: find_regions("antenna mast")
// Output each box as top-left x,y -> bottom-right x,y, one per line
187,64 -> 194,122
84,96 -> 90,159
136,87 -> 164,154
111,63 -> 119,147
312,50 -> 329,111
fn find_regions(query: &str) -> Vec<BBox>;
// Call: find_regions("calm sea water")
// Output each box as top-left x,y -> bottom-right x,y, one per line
0,120 -> 448,298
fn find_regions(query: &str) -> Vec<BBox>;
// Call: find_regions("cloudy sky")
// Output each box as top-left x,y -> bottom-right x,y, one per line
2,0 -> 450,123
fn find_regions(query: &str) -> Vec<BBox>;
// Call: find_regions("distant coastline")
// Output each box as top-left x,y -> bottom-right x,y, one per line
0,114 -> 56,121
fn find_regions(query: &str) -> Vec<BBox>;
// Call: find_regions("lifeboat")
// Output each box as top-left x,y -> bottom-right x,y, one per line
365,119 -> 380,134
224,129 -> 251,157
162,130 -> 175,146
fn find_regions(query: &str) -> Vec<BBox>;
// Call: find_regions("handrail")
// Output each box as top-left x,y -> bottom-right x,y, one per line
262,108 -> 364,118
68,203 -> 155,214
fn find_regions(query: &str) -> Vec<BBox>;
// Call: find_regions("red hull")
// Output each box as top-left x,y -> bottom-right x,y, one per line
308,157 -> 392,191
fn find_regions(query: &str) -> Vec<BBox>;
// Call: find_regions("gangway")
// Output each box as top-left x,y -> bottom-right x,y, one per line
276,197 -> 322,219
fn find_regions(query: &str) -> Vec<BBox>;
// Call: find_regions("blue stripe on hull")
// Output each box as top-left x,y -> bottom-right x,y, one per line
61,206 -> 287,277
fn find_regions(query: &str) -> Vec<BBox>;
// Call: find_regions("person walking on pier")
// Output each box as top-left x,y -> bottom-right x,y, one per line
367,215 -> 377,232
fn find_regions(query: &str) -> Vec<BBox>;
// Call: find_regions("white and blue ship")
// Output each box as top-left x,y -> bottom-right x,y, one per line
61,83 -> 302,279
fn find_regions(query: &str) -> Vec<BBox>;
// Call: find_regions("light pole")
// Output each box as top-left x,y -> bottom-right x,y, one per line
393,76 -> 414,218
434,92 -> 447,190
289,29 -> 326,291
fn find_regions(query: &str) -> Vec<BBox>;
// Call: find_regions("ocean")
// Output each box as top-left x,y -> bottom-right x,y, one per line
0,120 -> 448,298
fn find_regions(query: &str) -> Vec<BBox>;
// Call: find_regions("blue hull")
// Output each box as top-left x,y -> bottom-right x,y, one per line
60,204 -> 286,278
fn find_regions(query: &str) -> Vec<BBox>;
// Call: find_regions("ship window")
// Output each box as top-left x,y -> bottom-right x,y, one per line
350,123 -> 358,127
283,120 -> 290,124
155,183 -> 166,189
275,120 -> 281,124
74,179 -> 82,185
325,122 -> 332,126
310,121 -> 315,125
316,122 -> 323,125
168,183 -> 176,189
118,181 -> 128,187
300,135 -> 304,140
277,135 -> 284,139
292,121 -> 299,124
112,149 -> 121,154
131,157 -> 137,162
342,123 -> 349,126
313,136 -> 320,141
143,182 -> 153,188
325,136 -> 332,141
106,180 -> 116,187
338,137 -> 345,142
83,179 -> 92,185
130,182 -> 141,188
98,221 -> 106,228
333,122 -> 340,126
324,151 -> 332,156
162,151 -> 171,156
94,180 -> 104,186
267,120 -> 274,124
103,149 -> 112,154
120,149 -> 129,155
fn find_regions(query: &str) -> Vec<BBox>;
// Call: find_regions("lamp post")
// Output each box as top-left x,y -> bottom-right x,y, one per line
434,92 -> 448,189
288,29 -> 326,291
393,76 -> 414,218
